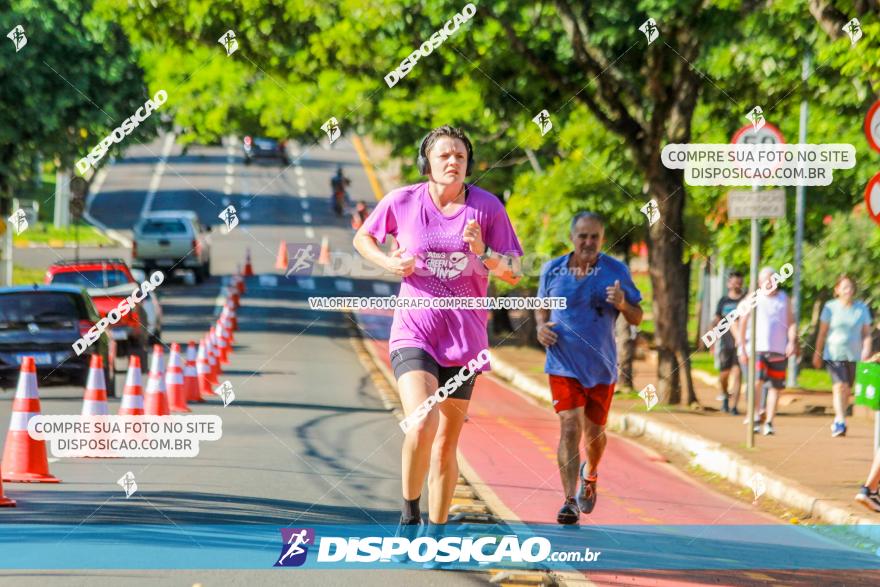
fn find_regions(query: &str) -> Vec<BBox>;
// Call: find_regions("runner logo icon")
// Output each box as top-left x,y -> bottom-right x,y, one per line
275,528 -> 315,567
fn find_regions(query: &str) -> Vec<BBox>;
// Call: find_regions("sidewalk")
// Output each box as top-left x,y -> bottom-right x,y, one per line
489,343 -> 880,538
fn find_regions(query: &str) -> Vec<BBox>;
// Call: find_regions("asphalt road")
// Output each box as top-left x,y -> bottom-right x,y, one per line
1,136 -> 486,585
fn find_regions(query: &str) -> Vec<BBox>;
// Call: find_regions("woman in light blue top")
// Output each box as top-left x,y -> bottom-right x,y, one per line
813,275 -> 873,438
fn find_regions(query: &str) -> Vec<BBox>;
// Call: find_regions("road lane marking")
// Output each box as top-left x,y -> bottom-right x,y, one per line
302,212 -> 312,224
223,184 -> 232,195
296,277 -> 315,290
294,167 -> 303,176
297,177 -> 306,188
351,134 -> 384,201
226,164 -> 234,174
334,279 -> 353,292
305,227 -> 315,238
300,200 -> 309,210
139,132 -> 176,218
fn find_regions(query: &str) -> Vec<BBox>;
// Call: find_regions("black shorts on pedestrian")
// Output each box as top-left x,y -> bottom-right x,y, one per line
390,347 -> 478,401
715,346 -> 739,372
825,360 -> 856,386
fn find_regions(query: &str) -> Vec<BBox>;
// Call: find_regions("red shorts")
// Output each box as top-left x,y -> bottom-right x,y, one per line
549,375 -> 615,425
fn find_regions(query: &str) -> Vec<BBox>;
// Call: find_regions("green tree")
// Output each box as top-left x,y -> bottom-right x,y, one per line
0,0 -> 149,212
95,0 -> 879,404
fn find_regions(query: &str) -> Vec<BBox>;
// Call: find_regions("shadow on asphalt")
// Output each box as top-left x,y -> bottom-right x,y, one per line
0,490 -> 401,527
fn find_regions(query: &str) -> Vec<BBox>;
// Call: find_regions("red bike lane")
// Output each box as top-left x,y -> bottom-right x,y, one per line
364,335 -> 782,586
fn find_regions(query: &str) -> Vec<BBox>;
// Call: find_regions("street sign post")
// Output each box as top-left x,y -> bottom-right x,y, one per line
731,123 -> 785,449
728,189 -> 786,219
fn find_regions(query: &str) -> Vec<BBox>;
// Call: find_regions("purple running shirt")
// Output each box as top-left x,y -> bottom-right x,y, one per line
361,182 -> 524,368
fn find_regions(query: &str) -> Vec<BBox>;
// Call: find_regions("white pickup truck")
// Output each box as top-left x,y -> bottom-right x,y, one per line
132,211 -> 212,283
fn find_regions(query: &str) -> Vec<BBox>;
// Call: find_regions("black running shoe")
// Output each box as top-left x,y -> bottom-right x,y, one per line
391,517 -> 422,563
557,497 -> 580,525
576,463 -> 598,514
855,486 -> 880,513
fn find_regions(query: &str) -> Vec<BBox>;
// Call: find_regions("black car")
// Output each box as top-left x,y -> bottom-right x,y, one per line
243,136 -> 290,165
0,285 -> 117,396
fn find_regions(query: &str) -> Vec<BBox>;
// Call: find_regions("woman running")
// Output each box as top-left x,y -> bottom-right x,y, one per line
354,125 -> 523,533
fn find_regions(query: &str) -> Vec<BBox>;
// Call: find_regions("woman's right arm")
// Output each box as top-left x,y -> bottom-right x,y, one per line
353,228 -> 414,277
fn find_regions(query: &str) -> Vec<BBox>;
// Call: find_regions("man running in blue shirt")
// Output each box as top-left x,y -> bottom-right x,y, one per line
536,211 -> 643,524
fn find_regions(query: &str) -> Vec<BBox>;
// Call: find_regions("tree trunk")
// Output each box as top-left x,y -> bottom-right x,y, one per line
643,167 -> 697,406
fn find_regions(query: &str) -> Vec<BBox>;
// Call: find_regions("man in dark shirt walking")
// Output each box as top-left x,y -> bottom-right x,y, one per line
712,271 -> 745,414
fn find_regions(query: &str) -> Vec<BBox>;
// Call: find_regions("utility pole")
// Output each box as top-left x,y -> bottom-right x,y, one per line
788,53 -> 811,388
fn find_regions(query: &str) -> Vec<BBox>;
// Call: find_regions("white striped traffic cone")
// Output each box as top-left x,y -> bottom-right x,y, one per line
82,354 -> 109,416
1,357 -> 60,483
144,345 -> 170,416
215,322 -> 230,365
118,355 -> 144,416
184,341 -> 202,403
166,343 -> 190,413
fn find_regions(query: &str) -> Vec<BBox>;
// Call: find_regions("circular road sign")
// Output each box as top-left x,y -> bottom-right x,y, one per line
865,100 -> 880,154
731,122 -> 785,145
865,171 -> 880,226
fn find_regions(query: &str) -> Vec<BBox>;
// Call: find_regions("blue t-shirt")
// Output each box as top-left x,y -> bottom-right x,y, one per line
820,299 -> 872,361
537,252 -> 642,388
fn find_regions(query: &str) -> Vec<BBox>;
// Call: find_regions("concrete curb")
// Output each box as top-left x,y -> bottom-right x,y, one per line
488,351 -> 880,542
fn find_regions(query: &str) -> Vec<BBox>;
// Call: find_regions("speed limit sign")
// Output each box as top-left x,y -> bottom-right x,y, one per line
865,100 -> 880,154
731,122 -> 785,146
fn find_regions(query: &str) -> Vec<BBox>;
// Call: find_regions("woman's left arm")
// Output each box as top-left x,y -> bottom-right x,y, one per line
462,218 -> 521,286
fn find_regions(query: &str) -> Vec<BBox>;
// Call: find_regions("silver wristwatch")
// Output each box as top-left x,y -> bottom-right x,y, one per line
478,245 -> 493,263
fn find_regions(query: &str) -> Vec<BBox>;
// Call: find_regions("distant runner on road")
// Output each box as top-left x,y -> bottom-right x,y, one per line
535,211 -> 643,525
353,125 -> 523,536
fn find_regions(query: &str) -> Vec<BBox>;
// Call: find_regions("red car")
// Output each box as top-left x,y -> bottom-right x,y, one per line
45,259 -> 153,366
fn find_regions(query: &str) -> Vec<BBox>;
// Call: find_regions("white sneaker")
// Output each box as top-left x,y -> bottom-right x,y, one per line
762,422 -> 775,436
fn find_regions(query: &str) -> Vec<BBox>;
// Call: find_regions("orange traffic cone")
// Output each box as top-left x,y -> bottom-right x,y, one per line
243,250 -> 254,277
215,322 -> 230,365
82,355 -> 109,416
318,236 -> 330,265
227,286 -> 240,308
144,345 -> 170,416
118,355 -> 144,415
276,240 -> 289,270
196,340 -> 215,398
166,343 -> 190,413
202,335 -> 218,386
209,327 -> 223,374
184,341 -> 202,403
0,476 -> 14,506
225,300 -> 238,332
235,271 -> 246,295
2,357 -> 60,483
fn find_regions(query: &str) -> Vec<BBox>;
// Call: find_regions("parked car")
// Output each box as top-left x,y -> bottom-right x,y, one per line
45,259 -> 162,366
243,136 -> 290,165
0,285 -> 117,396
132,211 -> 212,283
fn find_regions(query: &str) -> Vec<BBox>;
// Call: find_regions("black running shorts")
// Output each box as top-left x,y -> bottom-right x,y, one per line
390,347 -> 478,401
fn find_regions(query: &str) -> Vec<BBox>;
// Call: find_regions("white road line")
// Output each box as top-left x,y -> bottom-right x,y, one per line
225,175 -> 234,185
139,132 -> 175,218
300,200 -> 309,210
296,277 -> 315,290
294,167 -> 303,176
223,184 -> 232,195
305,226 -> 315,238
297,177 -> 306,187
334,279 -> 353,292
302,212 -> 312,224
241,211 -> 251,220
259,275 -> 279,287
225,164 -> 234,174
222,197 -> 231,206
299,190 -> 307,198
